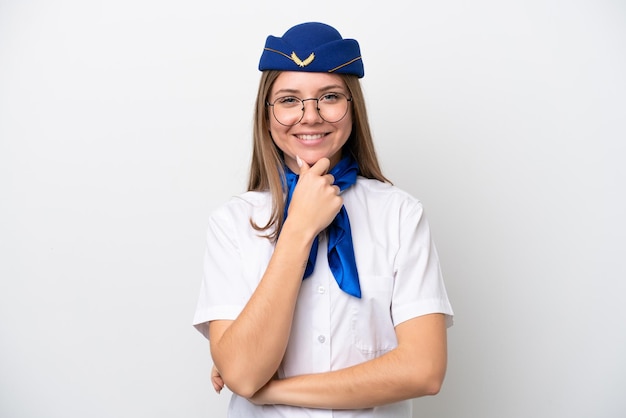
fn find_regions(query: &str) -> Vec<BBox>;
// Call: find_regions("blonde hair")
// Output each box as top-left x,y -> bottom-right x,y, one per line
247,70 -> 390,241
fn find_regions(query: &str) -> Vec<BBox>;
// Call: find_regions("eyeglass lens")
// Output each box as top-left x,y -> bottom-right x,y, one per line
270,93 -> 350,126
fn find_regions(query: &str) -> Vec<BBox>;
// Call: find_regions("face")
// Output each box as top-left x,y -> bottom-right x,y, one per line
268,71 -> 353,173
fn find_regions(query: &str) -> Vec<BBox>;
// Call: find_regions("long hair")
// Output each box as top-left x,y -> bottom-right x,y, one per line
247,70 -> 390,241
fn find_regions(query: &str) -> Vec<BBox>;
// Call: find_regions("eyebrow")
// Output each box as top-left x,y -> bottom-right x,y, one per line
273,84 -> 347,97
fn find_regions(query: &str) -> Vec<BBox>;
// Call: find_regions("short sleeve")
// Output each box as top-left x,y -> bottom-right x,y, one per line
193,209 -> 248,340
391,200 -> 454,328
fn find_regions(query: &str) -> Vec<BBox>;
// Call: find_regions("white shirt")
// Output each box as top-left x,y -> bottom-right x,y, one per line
193,177 -> 454,417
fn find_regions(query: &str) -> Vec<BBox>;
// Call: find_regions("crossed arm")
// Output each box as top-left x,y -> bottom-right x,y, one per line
207,158 -> 449,408
210,313 -> 447,409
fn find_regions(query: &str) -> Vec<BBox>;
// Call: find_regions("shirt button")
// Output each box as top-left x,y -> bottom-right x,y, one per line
318,335 -> 326,343
317,286 -> 325,294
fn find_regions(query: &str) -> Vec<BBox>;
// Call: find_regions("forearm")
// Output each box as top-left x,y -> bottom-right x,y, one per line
259,349 -> 442,409
209,220 -> 315,397
252,314 -> 448,409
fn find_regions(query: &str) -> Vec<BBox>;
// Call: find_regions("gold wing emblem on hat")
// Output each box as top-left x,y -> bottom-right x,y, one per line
291,52 -> 315,67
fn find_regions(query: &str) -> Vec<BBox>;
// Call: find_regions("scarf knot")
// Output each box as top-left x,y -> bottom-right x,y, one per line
283,156 -> 361,298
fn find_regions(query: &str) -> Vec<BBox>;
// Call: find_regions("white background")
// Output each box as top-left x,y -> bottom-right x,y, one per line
1,1 -> 625,417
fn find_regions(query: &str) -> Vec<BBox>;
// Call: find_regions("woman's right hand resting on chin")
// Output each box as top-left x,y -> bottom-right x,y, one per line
285,156 -> 343,240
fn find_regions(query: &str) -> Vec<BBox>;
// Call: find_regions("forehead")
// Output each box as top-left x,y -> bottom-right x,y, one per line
270,71 -> 347,96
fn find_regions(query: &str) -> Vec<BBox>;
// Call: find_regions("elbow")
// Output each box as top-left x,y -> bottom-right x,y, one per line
228,383 -> 259,400
421,376 -> 444,396
210,342 -> 271,398
407,363 -> 446,398
219,370 -> 265,399
407,374 -> 444,398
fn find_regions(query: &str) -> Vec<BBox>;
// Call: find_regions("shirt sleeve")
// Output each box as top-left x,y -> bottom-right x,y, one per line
391,199 -> 454,328
192,207 -> 249,340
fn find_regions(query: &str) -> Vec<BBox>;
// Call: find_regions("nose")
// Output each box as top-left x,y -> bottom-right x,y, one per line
300,98 -> 323,124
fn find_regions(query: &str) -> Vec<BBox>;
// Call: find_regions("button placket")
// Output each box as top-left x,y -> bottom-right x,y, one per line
311,233 -> 331,366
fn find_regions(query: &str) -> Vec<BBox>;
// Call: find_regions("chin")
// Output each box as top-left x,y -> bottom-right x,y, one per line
304,151 -> 340,166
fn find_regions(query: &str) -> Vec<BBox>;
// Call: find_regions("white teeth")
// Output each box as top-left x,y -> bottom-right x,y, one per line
298,134 -> 325,141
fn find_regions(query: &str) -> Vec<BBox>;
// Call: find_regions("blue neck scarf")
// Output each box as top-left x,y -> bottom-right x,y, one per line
283,155 -> 361,298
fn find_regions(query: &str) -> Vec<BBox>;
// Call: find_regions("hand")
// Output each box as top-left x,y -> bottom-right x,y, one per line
286,156 -> 343,238
211,364 -> 225,394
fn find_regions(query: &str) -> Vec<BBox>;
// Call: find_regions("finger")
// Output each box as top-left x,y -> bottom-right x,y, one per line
296,155 -> 310,173
212,378 -> 224,393
211,365 -> 223,392
211,375 -> 224,393
324,173 -> 335,185
309,157 -> 331,176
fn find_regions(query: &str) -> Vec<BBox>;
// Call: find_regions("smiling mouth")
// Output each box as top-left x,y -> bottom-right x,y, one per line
295,133 -> 327,141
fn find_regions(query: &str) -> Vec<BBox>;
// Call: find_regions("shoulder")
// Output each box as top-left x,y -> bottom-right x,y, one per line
208,191 -> 272,227
347,177 -> 424,216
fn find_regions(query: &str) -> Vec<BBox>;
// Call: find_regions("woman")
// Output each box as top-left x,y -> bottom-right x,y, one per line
193,22 -> 454,417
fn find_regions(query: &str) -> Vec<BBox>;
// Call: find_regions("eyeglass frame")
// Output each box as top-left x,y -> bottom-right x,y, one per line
265,92 -> 353,126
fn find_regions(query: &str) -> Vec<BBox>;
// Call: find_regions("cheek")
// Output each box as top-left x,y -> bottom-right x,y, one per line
339,120 -> 354,142
269,120 -> 289,139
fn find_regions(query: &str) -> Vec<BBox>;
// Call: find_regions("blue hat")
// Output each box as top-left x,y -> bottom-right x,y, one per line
258,22 -> 364,78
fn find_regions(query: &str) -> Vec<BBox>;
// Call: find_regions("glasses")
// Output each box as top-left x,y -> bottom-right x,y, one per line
266,92 -> 352,126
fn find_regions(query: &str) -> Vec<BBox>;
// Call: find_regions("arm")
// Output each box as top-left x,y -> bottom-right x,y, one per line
249,313 -> 448,409
208,158 -> 342,398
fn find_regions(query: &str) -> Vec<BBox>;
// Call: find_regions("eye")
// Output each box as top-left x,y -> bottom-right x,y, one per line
276,96 -> 301,107
319,93 -> 341,103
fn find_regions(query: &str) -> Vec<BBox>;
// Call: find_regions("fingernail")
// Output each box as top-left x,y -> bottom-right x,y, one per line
296,155 -> 303,167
